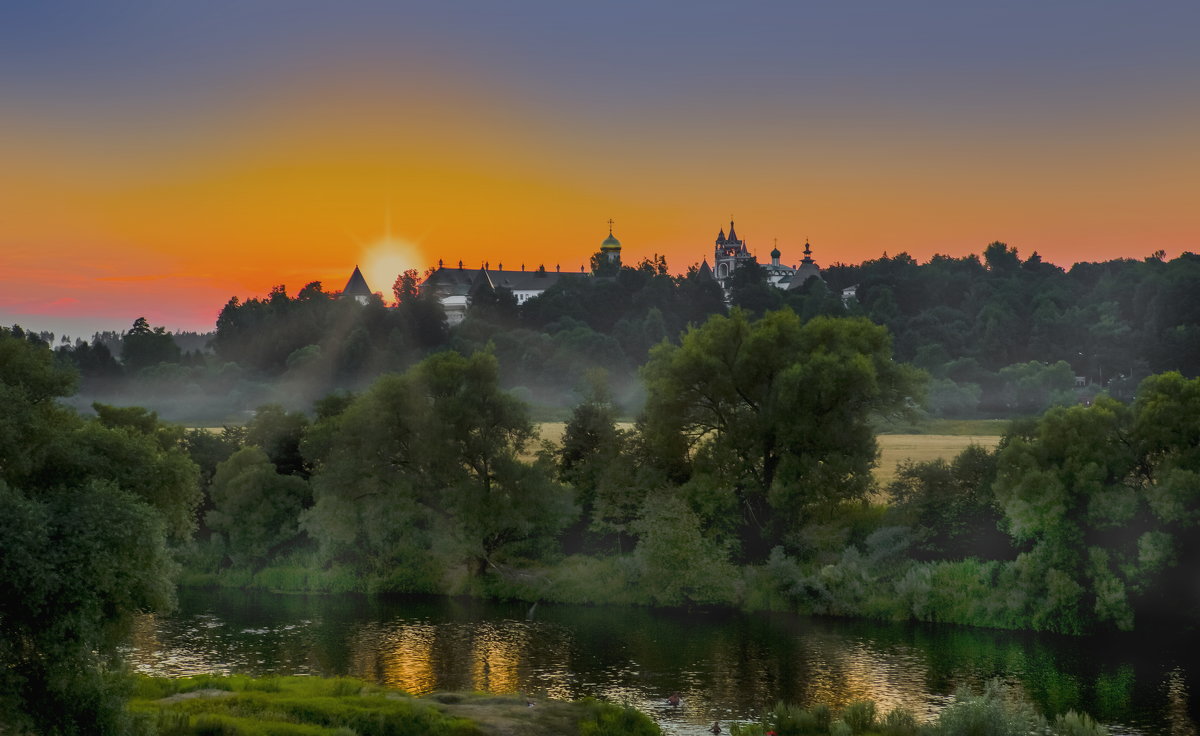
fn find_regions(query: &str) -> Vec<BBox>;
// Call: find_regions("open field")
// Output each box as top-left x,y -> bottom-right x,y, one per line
533,421 -> 620,448
534,422 -> 1002,486
875,433 -> 1000,485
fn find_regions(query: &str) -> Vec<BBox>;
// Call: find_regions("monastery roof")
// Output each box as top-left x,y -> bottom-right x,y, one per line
423,265 -> 581,297
342,265 -> 373,297
787,263 -> 823,290
787,241 -> 823,290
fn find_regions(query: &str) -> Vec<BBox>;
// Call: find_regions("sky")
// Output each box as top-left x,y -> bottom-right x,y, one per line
2,1 -> 1198,336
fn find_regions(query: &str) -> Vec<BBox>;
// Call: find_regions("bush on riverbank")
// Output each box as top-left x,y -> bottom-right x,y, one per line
128,676 -> 660,736
178,560 -> 364,595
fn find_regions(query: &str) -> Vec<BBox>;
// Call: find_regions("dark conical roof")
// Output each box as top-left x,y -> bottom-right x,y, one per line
698,258 -> 715,280
727,220 -> 738,242
788,241 -> 822,291
716,228 -> 726,243
342,265 -> 372,297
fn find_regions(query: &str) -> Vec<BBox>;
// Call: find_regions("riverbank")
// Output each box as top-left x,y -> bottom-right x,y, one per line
127,674 -> 1112,736
130,675 -> 658,736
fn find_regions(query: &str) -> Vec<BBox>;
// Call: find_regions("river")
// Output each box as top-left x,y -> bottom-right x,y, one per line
128,588 -> 1199,736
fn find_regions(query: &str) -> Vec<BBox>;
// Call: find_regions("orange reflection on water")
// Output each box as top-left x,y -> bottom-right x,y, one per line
349,622 -> 438,694
1165,668 -> 1199,736
785,632 -> 938,722
125,614 -> 163,672
471,622 -> 524,694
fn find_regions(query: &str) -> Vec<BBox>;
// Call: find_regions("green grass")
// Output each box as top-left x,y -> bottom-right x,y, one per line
178,564 -> 366,595
129,676 -> 660,736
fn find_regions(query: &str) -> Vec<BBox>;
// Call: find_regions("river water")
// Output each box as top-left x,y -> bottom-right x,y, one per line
128,589 -> 1199,736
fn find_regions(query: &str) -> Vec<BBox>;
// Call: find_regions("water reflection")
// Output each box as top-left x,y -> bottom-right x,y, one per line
127,589 -> 1199,736
1166,669 -> 1199,736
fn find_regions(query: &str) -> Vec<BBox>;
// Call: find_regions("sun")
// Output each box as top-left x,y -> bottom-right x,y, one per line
359,236 -> 425,300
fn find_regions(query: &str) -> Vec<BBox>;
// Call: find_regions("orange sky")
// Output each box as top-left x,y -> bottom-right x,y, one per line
2,3 -> 1198,335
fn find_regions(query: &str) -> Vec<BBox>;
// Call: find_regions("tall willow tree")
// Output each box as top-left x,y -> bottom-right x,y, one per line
640,310 -> 923,559
992,372 -> 1200,633
302,350 -> 573,589
992,397 -> 1142,633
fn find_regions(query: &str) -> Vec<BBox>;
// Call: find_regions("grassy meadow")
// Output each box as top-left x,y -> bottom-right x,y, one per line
129,675 -> 657,736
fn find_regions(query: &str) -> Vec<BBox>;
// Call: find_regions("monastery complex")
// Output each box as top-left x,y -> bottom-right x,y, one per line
342,221 -> 827,325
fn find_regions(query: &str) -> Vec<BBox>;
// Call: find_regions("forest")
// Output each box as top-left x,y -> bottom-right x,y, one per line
5,244 -> 1200,732
45,244 -> 1200,424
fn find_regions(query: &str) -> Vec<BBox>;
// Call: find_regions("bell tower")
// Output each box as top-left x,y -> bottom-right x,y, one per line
712,219 -> 753,287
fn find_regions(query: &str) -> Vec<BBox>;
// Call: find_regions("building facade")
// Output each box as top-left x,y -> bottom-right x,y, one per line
701,220 -> 824,295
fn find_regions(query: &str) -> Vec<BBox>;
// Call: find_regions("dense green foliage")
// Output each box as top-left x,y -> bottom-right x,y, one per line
640,310 -> 922,559
884,445 -> 1008,560
47,247 -> 1200,426
226,281 -> 447,374
180,313 -> 930,605
122,317 -> 182,372
167,300 -> 1200,635
824,247 -> 1200,413
299,350 -> 572,589
760,372 -> 1200,633
1,327 -> 201,734
207,447 -> 310,567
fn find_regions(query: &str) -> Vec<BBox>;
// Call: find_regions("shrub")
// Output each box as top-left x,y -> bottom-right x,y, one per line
1054,711 -> 1109,736
878,707 -> 919,736
841,700 -> 876,733
809,704 -> 832,733
578,698 -> 660,736
931,681 -> 1045,736
768,701 -> 821,735
829,719 -> 852,736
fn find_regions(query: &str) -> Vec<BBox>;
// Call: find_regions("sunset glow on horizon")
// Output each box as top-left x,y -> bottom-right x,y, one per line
2,2 -> 1198,336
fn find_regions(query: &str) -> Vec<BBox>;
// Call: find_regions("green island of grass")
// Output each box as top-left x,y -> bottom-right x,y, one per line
129,675 -> 659,736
